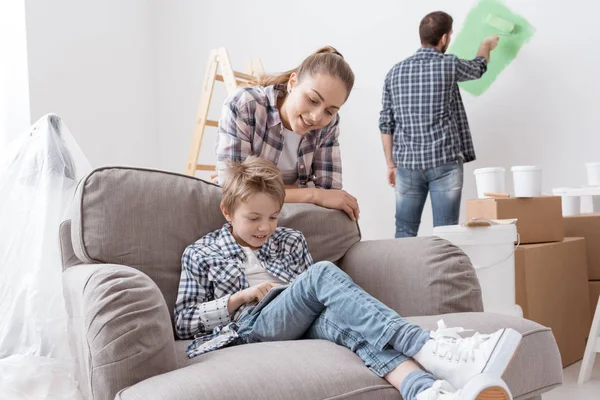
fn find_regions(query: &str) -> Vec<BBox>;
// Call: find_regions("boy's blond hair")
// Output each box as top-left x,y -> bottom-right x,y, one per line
221,156 -> 285,213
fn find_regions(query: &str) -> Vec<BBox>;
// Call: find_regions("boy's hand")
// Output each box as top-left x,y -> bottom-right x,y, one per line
228,282 -> 281,313
241,282 -> 282,304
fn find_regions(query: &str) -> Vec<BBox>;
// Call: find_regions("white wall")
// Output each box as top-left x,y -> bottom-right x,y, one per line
0,0 -> 31,146
161,0 -> 599,239
25,0 -> 159,168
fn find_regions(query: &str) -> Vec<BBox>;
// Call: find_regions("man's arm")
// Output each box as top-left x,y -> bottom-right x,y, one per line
381,133 -> 397,187
379,73 -> 397,187
455,35 -> 499,82
380,133 -> 395,169
378,72 -> 395,136
476,35 -> 500,62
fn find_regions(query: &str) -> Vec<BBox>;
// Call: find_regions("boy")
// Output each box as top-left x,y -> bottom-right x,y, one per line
175,156 -> 520,400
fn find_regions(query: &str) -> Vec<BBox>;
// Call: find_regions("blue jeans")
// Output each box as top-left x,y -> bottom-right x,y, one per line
395,159 -> 464,238
236,261 -> 431,377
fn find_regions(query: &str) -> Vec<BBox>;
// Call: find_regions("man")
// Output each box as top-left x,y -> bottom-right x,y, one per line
379,11 -> 498,238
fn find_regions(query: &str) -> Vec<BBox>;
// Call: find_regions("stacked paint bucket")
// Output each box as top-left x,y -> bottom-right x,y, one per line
552,163 -> 600,216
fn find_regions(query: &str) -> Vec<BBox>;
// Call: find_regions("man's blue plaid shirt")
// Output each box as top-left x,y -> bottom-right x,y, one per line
379,47 -> 487,170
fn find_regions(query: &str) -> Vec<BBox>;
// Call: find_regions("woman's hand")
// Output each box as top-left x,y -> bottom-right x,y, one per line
314,189 -> 360,221
210,170 -> 219,184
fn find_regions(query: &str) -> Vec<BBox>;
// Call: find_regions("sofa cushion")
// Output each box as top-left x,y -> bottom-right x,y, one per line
69,167 -> 360,321
117,340 -> 400,400
64,263 -> 178,400
117,313 -> 561,400
340,238 -> 483,317
278,202 -> 361,263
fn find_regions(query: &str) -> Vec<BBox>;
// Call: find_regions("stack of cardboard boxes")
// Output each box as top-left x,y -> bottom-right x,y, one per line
564,214 -> 600,321
466,197 -> 592,367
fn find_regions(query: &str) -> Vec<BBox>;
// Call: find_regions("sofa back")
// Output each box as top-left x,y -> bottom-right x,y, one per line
64,167 -> 361,320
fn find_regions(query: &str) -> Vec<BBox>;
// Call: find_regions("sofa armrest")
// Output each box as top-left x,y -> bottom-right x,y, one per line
63,263 -> 177,400
338,237 -> 483,317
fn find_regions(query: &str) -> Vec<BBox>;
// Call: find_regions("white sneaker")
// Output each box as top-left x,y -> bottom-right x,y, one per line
416,374 -> 513,400
416,380 -> 457,400
414,320 -> 522,389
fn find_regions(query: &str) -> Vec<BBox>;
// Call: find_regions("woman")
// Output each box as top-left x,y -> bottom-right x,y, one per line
216,46 -> 360,220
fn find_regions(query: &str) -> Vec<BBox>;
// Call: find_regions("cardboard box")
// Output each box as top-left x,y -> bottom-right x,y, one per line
590,281 -> 600,320
515,238 -> 591,367
466,196 -> 563,244
564,214 -> 600,279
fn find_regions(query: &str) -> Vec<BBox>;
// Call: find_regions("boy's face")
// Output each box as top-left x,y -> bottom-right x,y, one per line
221,192 -> 281,250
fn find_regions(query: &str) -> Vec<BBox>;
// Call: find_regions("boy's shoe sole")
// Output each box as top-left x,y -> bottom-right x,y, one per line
475,386 -> 511,400
462,374 -> 513,400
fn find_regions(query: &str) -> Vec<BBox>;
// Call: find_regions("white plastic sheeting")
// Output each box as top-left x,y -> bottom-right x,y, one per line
0,114 -> 91,399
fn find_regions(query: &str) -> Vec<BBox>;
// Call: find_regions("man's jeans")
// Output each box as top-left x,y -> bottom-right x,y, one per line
395,159 -> 464,238
236,262 -> 431,377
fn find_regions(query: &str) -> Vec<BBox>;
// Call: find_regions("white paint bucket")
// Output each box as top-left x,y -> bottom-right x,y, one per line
474,167 -> 506,199
511,166 -> 542,198
586,162 -> 600,187
581,187 -> 600,213
552,188 -> 582,216
433,223 -> 521,317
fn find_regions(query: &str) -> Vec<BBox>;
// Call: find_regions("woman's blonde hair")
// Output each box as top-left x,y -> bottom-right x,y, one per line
221,156 -> 285,213
254,46 -> 355,99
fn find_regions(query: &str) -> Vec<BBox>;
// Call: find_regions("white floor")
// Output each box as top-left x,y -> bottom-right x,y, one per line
541,359 -> 600,399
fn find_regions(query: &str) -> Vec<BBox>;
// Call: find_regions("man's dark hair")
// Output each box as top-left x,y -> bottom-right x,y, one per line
419,11 -> 453,46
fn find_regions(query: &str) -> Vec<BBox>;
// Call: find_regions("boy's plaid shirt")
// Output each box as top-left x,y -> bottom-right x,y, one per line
174,223 -> 313,358
216,84 -> 343,189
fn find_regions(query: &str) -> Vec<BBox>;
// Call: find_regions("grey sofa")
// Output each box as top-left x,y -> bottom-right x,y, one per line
60,167 -> 563,400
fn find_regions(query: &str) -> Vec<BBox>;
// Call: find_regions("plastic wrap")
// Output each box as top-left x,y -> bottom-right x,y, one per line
0,114 -> 91,399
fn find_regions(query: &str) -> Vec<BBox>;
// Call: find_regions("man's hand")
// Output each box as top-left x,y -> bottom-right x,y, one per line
483,35 -> 500,51
387,166 -> 396,188
314,189 -> 360,221
476,35 -> 500,62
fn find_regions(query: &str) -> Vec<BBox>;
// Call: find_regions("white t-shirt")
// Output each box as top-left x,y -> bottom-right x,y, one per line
277,128 -> 302,185
241,246 -> 286,287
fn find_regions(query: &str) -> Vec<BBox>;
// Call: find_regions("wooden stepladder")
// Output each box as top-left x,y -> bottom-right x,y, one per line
578,294 -> 600,384
185,47 -> 264,176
